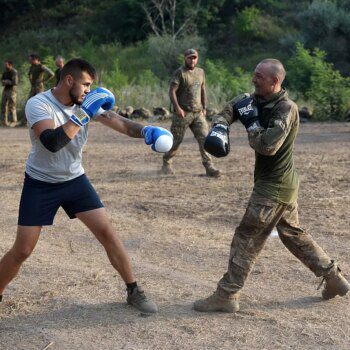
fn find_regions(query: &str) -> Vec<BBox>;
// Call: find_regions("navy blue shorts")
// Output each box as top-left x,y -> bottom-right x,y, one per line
18,173 -> 104,226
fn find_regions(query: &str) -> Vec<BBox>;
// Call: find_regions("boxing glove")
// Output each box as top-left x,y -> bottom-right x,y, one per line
234,97 -> 260,132
142,126 -> 173,153
70,87 -> 115,127
204,123 -> 230,157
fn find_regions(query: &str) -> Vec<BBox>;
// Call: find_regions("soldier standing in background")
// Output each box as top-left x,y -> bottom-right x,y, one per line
28,53 -> 54,98
1,60 -> 19,127
161,49 -> 221,177
54,55 -> 64,86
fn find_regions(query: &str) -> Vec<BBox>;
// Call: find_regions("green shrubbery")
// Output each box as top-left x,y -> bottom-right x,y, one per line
4,35 -> 350,121
205,59 -> 252,108
287,43 -> 350,120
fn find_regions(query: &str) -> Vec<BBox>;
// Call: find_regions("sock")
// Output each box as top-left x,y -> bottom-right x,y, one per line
126,282 -> 138,294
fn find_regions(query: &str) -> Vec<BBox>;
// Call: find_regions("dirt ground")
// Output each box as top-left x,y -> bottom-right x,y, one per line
0,121 -> 349,350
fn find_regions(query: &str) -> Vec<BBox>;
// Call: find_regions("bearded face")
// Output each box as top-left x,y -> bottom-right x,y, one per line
68,72 -> 94,105
69,82 -> 84,105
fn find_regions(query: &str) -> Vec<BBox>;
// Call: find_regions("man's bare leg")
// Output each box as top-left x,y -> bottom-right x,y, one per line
76,208 -> 157,313
0,226 -> 41,295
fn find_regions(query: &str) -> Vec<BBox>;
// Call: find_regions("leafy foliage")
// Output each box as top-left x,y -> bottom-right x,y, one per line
297,0 -> 350,73
205,59 -> 252,99
287,43 -> 350,120
0,0 -> 349,119
146,34 -> 206,78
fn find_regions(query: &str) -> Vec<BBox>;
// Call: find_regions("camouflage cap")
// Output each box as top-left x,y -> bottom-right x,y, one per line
184,49 -> 198,58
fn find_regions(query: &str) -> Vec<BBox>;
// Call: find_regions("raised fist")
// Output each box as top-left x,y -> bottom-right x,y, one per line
204,123 -> 230,157
142,126 -> 173,153
70,87 -> 115,127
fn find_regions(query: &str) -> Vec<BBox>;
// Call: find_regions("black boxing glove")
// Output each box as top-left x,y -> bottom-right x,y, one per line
234,97 -> 260,132
204,123 -> 230,157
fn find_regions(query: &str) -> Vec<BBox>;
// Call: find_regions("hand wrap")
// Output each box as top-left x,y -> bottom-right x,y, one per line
70,87 -> 115,127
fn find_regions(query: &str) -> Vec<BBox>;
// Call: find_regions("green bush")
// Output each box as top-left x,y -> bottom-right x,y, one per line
287,42 -> 350,120
235,7 -> 264,39
118,83 -> 168,110
308,64 -> 350,121
286,42 -> 316,98
205,59 -> 252,108
136,69 -> 160,87
8,33 -> 350,121
117,42 -> 153,78
99,59 -> 129,95
146,34 -> 206,79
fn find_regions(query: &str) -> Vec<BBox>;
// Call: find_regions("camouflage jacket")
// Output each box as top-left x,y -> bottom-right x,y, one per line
1,68 -> 18,91
213,89 -> 299,204
28,63 -> 54,85
170,66 -> 206,112
54,67 -> 62,86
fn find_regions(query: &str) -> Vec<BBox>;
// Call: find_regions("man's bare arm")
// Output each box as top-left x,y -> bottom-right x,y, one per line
95,110 -> 144,138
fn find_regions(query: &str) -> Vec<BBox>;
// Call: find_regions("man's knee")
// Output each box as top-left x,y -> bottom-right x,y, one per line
277,222 -> 306,239
10,245 -> 34,263
192,125 -> 208,140
95,225 -> 116,246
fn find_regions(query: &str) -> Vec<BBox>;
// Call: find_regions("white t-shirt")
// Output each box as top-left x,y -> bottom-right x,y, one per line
25,90 -> 88,183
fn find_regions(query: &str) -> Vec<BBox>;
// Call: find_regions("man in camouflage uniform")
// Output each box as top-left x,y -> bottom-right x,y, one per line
28,53 -> 54,98
194,59 -> 349,313
161,49 -> 221,177
54,55 -> 64,86
1,61 -> 18,127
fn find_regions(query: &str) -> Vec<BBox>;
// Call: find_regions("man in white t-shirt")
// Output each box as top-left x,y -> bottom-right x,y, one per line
0,58 -> 173,314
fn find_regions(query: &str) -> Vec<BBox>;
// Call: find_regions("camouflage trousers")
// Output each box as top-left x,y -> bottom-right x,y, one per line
1,89 -> 17,125
218,191 -> 332,294
163,111 -> 212,166
28,82 -> 44,99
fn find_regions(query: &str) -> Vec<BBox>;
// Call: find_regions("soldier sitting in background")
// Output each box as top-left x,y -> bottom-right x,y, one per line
1,60 -> 19,127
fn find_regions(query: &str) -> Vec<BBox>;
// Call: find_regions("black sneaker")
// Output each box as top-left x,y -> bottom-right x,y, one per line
127,287 -> 158,313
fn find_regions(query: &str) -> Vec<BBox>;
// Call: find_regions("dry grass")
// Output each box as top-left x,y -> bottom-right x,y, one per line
0,121 -> 349,350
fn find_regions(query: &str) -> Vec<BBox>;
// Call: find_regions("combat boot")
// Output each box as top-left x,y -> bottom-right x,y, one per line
204,163 -> 221,178
9,121 -> 20,128
319,261 -> 350,300
160,162 -> 174,175
194,288 -> 239,313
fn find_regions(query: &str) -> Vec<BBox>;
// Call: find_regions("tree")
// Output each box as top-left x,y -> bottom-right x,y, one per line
141,0 -> 201,41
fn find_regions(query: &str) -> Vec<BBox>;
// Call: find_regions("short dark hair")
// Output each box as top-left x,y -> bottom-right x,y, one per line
5,60 -> 13,65
29,53 -> 40,60
60,58 -> 96,80
259,58 -> 286,82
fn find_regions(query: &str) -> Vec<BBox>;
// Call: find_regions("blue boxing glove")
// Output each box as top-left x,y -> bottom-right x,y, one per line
70,87 -> 115,127
141,126 -> 173,153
